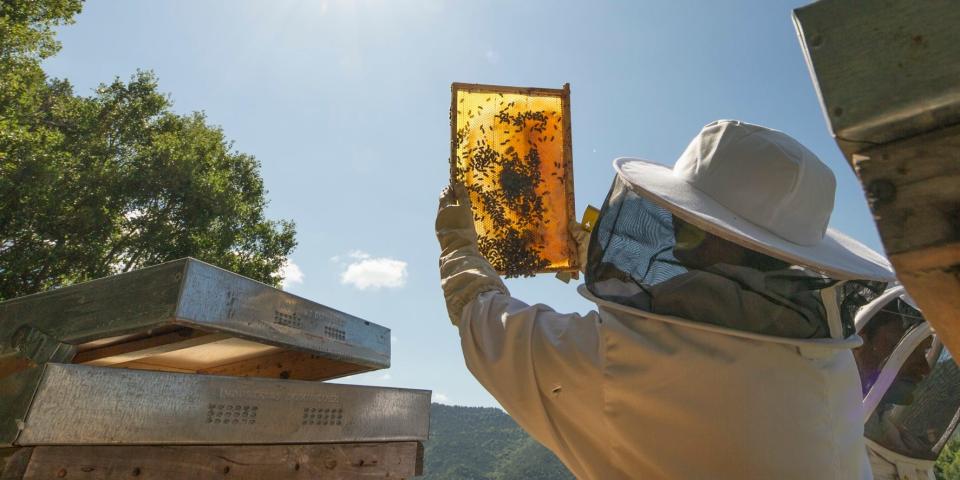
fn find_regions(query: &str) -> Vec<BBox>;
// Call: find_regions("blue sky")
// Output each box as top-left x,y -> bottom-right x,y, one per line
45,0 -> 884,408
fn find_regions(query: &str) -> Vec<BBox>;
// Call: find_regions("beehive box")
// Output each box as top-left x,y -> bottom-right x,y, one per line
450,83 -> 577,277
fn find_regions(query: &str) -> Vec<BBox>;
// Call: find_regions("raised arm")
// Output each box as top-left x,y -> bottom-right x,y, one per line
435,185 -> 603,463
435,184 -> 508,326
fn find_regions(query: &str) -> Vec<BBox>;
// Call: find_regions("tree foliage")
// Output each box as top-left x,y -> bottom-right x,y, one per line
937,435 -> 960,480
0,0 -> 296,299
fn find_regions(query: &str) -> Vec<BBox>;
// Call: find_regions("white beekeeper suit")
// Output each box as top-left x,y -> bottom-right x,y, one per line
436,120 -> 895,479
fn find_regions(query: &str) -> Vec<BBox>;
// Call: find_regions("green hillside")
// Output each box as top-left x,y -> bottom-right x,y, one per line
421,404 -> 574,480
421,403 -> 960,479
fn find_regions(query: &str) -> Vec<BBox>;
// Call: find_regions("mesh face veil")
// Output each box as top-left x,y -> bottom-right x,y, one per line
585,176 -> 886,339
857,296 -> 960,461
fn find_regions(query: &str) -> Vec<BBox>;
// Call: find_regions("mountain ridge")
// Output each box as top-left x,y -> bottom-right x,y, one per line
421,403 -> 574,480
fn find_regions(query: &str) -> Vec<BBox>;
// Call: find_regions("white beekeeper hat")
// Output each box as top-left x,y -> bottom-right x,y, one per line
613,119 -> 894,281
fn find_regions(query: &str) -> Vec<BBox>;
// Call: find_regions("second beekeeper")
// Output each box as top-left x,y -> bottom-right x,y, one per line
436,119 -> 896,479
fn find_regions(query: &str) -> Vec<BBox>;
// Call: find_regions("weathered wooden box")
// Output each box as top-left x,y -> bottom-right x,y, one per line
0,259 -> 429,478
794,0 -> 960,361
16,363 -> 429,446
0,258 -> 400,445
794,0 -> 960,157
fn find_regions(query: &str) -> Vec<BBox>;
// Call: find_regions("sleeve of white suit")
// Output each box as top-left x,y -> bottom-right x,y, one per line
456,291 -> 604,458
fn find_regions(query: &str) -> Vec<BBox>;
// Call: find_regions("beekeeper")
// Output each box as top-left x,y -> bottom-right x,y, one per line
436,120 -> 895,479
854,286 -> 960,480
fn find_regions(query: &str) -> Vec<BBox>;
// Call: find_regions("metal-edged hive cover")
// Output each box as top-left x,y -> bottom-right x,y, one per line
15,363 -> 430,445
0,258 -> 390,381
450,82 -> 577,277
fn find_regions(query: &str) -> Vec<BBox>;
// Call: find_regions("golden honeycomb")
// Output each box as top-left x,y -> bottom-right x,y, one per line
450,83 -> 577,277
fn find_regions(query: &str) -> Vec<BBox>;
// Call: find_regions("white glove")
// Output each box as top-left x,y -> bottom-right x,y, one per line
436,184 -> 508,325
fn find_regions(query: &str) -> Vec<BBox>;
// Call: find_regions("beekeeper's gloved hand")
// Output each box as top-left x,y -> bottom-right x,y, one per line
568,221 -> 590,274
436,183 -> 508,325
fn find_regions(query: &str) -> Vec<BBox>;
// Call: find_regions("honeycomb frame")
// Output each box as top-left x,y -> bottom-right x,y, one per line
449,82 -> 577,277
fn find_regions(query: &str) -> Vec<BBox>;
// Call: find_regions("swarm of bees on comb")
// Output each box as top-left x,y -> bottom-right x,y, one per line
450,83 -> 577,278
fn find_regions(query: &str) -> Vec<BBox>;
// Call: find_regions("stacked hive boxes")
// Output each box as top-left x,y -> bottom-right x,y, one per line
0,258 -> 429,479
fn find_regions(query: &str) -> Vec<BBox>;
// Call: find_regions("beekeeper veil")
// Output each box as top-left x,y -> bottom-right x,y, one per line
856,287 -> 960,462
584,120 -> 894,339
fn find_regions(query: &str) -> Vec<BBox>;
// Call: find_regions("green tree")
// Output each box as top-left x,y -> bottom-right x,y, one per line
0,0 -> 296,299
937,435 -> 960,480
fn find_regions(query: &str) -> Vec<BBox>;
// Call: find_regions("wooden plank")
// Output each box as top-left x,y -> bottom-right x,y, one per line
853,124 -> 960,359
0,358 -> 33,381
450,82 -> 566,97
560,83 -> 577,270
102,337 -> 278,374
198,349 -> 372,381
72,329 -> 224,366
0,448 -> 32,480
793,0 -> 960,159
852,123 -> 960,255
890,247 -> 960,362
8,442 -> 422,480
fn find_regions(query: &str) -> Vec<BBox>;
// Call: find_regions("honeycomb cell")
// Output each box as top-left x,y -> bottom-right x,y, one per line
450,83 -> 577,277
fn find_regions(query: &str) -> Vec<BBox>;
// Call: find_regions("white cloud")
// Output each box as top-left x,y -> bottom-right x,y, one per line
391,335 -> 398,344
433,392 -> 451,404
380,373 -> 392,381
348,250 -> 370,260
338,251 -> 408,290
281,260 -> 304,288
484,49 -> 500,64
332,250 -> 371,264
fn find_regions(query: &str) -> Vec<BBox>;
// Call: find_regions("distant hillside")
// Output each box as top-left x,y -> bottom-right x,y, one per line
421,404 -> 960,479
421,404 -> 575,480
